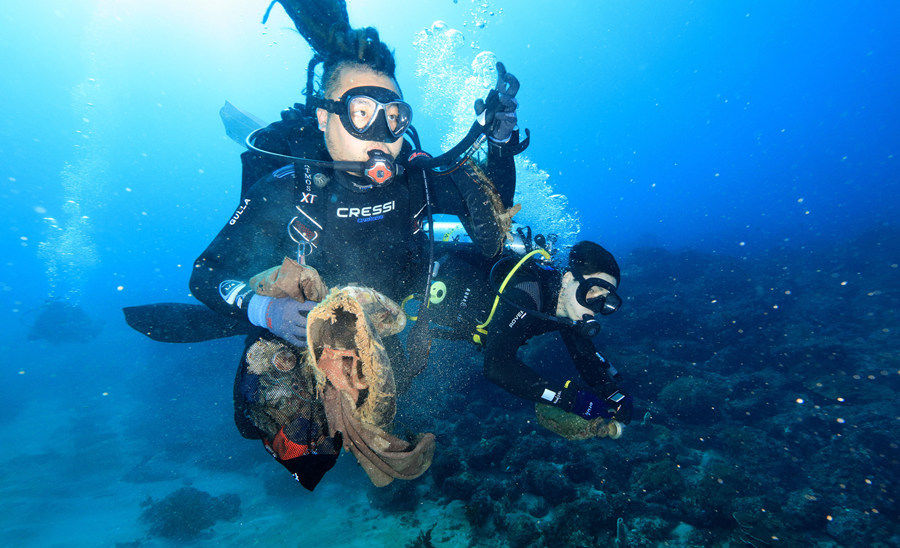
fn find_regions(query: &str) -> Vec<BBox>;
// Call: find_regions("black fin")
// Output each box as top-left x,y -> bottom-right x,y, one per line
123,303 -> 253,343
220,101 -> 265,147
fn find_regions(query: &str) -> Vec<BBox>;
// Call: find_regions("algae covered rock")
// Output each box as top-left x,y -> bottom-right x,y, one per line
367,480 -> 420,512
563,455 -> 595,484
442,471 -> 479,501
542,494 -> 616,545
139,487 -> 240,541
686,460 -> 755,522
498,512 -> 541,546
429,445 -> 463,487
469,434 -> 511,471
634,458 -> 686,500
521,459 -> 576,505
464,488 -> 497,527
825,508 -> 878,545
629,516 -> 673,546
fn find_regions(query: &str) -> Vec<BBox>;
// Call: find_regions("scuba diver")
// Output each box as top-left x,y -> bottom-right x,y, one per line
189,2 -> 523,350
125,0 -> 527,490
424,238 -> 633,426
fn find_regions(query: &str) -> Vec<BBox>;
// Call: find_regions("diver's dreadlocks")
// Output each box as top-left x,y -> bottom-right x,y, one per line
267,0 -> 397,97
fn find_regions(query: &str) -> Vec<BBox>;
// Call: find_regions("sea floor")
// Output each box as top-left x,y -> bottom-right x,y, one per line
0,330 -> 481,547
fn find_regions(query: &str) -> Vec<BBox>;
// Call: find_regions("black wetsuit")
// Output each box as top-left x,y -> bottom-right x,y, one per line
192,163 -> 427,310
482,264 -> 621,409
190,119 -> 519,318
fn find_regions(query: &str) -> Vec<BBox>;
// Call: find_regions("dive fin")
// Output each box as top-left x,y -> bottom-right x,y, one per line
220,101 -> 265,147
123,303 -> 254,343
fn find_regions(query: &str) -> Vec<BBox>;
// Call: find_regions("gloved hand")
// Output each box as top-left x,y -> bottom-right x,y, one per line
569,387 -> 633,424
247,294 -> 317,347
474,62 -> 520,143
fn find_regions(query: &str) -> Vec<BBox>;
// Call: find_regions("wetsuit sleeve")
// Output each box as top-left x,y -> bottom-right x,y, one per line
482,288 -> 569,405
426,170 -> 466,217
559,328 -> 620,393
486,129 -> 519,208
190,177 -> 293,319
428,139 -> 518,216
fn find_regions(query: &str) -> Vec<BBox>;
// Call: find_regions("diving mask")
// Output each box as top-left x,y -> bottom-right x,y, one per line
575,274 -> 621,316
312,86 -> 412,143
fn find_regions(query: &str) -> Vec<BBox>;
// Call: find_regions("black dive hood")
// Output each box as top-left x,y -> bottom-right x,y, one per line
487,251 -> 602,340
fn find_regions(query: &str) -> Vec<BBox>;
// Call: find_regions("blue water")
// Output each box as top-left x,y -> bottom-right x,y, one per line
1,1 -> 897,545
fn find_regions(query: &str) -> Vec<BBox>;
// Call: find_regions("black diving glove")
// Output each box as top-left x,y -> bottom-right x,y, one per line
247,295 -> 316,348
474,62 -> 520,143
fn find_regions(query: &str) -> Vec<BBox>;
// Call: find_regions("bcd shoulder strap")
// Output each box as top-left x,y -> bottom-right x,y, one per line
285,125 -> 330,264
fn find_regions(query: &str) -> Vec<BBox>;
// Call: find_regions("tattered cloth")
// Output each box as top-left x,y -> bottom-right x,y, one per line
306,286 -> 405,426
324,388 -> 435,487
535,404 -> 623,441
306,285 -> 435,486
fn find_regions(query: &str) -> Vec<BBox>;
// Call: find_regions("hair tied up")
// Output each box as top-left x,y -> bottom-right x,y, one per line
272,0 -> 397,90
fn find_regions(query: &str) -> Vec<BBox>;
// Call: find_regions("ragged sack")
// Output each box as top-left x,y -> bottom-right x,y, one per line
306,285 -> 435,487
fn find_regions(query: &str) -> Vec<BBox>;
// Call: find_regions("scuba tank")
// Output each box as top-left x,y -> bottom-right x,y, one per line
427,217 -> 559,258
